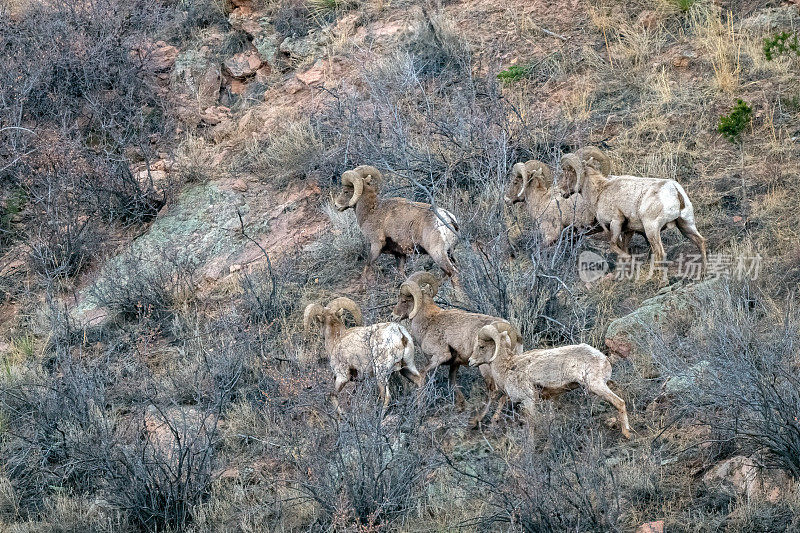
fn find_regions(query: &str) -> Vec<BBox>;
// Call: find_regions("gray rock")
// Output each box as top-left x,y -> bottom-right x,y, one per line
605,278 -> 722,359
737,7 -> 800,32
174,50 -> 221,106
663,360 -> 710,394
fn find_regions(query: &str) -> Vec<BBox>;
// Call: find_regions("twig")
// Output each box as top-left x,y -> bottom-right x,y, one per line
533,24 -> 567,41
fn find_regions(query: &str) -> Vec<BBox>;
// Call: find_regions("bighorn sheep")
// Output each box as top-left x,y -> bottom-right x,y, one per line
391,271 -> 523,412
334,165 -> 459,282
304,296 -> 422,412
469,334 -> 632,438
504,160 -> 596,246
560,147 -> 707,275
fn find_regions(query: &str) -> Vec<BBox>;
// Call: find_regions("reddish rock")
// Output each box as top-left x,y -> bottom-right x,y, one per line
200,106 -> 231,126
149,40 -> 179,72
636,10 -> 661,30
672,50 -> 697,69
231,5 -> 252,16
704,455 -> 791,503
224,50 -> 262,79
732,215 -> 743,223
636,521 -> 664,533
197,64 -> 222,106
254,65 -> 272,84
134,169 -> 168,185
605,337 -> 632,358
285,78 -> 305,94
231,179 -> 248,192
296,60 -> 325,86
230,78 -> 247,95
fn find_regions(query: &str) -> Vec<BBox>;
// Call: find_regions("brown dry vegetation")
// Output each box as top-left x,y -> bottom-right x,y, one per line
1,0 -> 800,531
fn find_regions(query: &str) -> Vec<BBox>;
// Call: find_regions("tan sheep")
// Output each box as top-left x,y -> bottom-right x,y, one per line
391,271 -> 523,418
560,148 -> 707,277
333,165 -> 459,283
468,331 -> 632,438
504,159 -> 596,246
304,296 -> 422,412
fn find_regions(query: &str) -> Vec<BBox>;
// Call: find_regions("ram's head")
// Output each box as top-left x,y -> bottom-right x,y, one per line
392,271 -> 440,321
333,165 -> 383,211
504,160 -> 553,205
469,322 -> 521,367
303,297 -> 364,334
559,147 -> 611,198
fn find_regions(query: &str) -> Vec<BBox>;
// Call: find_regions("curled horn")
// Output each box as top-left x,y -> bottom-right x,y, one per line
511,162 -> 529,199
326,297 -> 363,326
576,147 -> 611,176
493,321 -> 520,348
303,303 -> 326,332
399,280 -> 423,320
339,165 -> 383,207
477,323 -> 506,363
560,153 -> 584,194
340,170 -> 364,207
526,160 -> 553,190
405,271 -> 441,296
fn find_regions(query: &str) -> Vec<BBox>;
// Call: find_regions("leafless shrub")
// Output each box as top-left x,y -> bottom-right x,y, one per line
238,119 -> 324,182
0,0 -> 177,249
240,254 -> 307,327
653,279 -> 800,477
88,248 -> 198,329
0,321 -> 246,530
404,9 -> 471,82
447,418 -> 623,532
455,233 -> 595,347
265,374 -> 436,529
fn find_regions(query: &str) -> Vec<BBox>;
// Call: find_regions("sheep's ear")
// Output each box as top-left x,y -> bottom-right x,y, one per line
364,174 -> 373,184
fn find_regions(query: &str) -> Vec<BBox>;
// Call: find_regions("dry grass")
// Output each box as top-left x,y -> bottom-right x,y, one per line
241,118 -> 323,181
689,3 -> 742,93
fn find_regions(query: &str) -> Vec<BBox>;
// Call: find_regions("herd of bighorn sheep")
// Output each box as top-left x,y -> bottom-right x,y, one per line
303,147 -> 707,438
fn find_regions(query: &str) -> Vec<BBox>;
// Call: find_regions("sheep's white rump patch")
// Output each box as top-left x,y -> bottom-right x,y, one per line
433,208 -> 459,245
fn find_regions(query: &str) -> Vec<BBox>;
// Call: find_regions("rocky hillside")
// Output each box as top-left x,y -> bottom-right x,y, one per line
1,0 -> 800,531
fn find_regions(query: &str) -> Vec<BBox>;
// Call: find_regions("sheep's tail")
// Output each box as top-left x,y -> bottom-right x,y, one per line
673,182 -> 690,211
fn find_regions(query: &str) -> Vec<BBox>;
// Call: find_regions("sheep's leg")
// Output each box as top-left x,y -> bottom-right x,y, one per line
644,223 -> 666,281
331,375 -> 349,416
362,238 -> 384,282
676,218 -> 707,279
400,367 -> 422,387
608,217 -> 628,257
378,378 -> 391,415
399,349 -> 423,386
448,364 -> 466,408
470,388 -> 496,428
490,394 -> 508,425
619,231 -> 634,256
588,382 -> 632,439
470,370 -> 496,427
396,255 -> 407,277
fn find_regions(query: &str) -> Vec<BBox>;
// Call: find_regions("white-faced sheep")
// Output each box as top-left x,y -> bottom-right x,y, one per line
504,159 -> 596,246
304,296 -> 422,412
468,331 -> 632,438
391,271 -> 523,417
333,165 -> 460,283
559,147 -> 707,276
